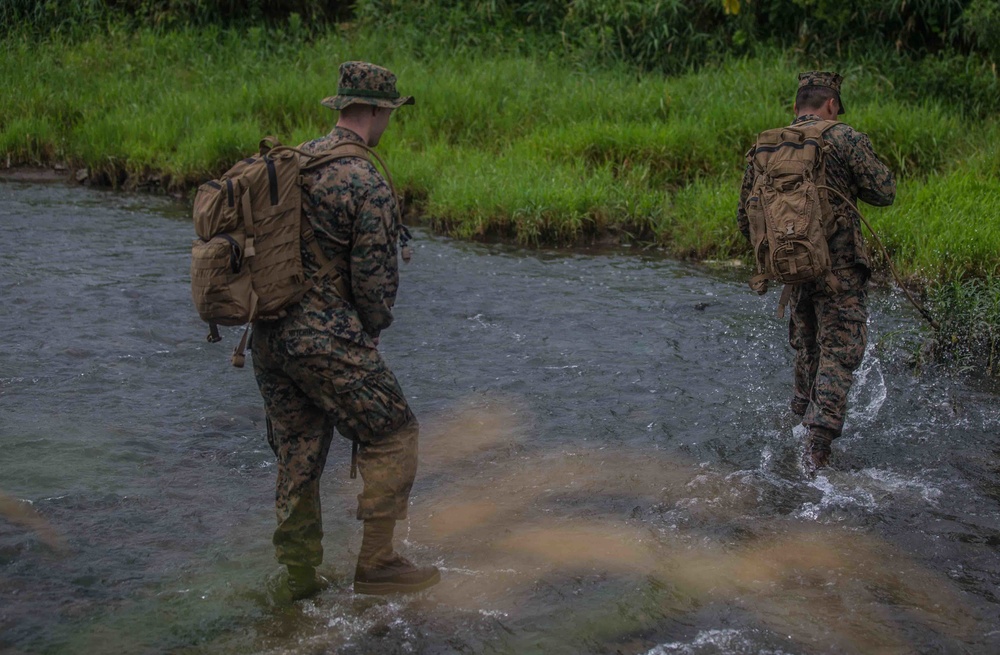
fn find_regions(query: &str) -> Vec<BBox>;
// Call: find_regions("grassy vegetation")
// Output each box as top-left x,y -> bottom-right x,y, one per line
4,27 -> 996,274
2,11 -> 999,373
925,276 -> 1000,376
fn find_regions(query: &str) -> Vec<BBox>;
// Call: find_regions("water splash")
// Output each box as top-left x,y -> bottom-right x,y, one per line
646,629 -> 795,655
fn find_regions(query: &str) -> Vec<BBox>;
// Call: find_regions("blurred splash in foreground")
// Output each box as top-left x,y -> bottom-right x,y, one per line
228,394 -> 981,655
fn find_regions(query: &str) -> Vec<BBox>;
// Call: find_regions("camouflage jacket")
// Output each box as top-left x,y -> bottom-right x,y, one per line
275,126 -> 402,349
737,114 -> 896,271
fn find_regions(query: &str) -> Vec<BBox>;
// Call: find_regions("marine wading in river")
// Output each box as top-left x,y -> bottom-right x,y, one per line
738,70 -> 939,478
192,61 -> 438,601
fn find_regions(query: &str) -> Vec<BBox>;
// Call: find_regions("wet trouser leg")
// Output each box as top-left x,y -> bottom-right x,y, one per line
789,289 -> 820,415
253,328 -> 418,568
791,268 -> 869,437
255,369 -> 335,568
293,363 -> 418,521
354,414 -> 418,521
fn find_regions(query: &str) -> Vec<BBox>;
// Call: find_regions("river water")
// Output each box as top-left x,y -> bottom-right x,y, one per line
2,180 -> 999,655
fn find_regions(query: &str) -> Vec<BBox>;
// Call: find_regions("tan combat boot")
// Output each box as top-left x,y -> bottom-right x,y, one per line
353,519 -> 440,595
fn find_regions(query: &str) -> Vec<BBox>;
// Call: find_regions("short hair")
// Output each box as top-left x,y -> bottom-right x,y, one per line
339,103 -> 371,118
795,85 -> 838,112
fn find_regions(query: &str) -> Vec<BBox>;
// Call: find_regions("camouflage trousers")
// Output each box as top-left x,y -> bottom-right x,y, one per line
251,325 -> 418,568
789,266 -> 869,437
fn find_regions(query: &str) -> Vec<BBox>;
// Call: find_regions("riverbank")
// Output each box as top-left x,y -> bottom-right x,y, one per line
3,25 -> 999,370
3,28 -> 998,276
0,166 -> 74,184
2,29 -> 996,255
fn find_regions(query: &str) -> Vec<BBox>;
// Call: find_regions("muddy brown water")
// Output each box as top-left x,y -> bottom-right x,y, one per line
2,180 -> 1000,654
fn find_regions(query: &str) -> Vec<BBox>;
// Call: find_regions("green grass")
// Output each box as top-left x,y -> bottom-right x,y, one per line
873,171 -> 1000,280
2,27 -> 998,278
925,275 -> 1000,376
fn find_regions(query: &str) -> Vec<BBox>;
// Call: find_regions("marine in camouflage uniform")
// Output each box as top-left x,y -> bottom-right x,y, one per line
736,71 -> 896,474
251,61 -> 439,598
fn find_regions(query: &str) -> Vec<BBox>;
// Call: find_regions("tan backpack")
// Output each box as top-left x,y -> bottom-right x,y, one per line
190,137 -> 392,367
744,120 -> 843,316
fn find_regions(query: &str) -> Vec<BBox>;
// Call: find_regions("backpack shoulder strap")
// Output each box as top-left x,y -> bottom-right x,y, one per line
795,119 -> 841,140
288,141 -> 406,302
299,142 -> 373,170
289,142 -> 399,203
816,119 -> 841,135
294,142 -> 403,239
304,143 -> 399,201
306,237 -> 351,302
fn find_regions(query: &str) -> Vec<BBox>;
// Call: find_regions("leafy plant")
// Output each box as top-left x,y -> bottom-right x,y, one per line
927,276 -> 1000,376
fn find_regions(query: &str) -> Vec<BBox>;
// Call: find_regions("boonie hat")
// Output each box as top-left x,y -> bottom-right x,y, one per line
798,71 -> 845,115
321,61 -> 415,111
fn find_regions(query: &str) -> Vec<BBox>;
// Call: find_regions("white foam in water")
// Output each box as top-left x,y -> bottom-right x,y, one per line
644,628 -> 796,654
322,614 -> 374,640
856,467 -> 943,503
760,444 -> 773,468
796,465 -> 943,520
753,437 -> 802,489
300,598 -> 408,638
467,313 -> 525,342
796,473 -> 877,521
845,341 -> 887,428
437,566 -> 519,576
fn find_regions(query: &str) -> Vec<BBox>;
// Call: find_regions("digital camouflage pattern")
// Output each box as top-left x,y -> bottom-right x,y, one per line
252,324 -> 417,566
737,110 -> 896,439
789,266 -> 868,434
250,124 -> 418,568
321,61 -> 415,111
283,126 -> 403,349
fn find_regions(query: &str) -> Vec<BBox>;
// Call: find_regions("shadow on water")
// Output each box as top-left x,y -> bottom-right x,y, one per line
2,181 -> 1000,654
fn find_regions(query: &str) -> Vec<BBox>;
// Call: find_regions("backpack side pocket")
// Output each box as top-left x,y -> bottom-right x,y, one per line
192,178 -> 241,241
190,233 -> 255,325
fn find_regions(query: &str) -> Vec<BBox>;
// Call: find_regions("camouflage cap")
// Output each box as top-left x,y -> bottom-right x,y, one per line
321,61 -> 415,111
798,71 -> 846,115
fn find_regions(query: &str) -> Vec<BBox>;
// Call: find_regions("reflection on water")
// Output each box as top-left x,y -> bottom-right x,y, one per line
2,181 -> 1000,655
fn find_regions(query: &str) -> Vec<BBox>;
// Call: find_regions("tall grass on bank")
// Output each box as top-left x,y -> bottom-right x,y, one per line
353,0 -> 1000,119
2,26 -> 999,279
926,276 -> 1000,376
